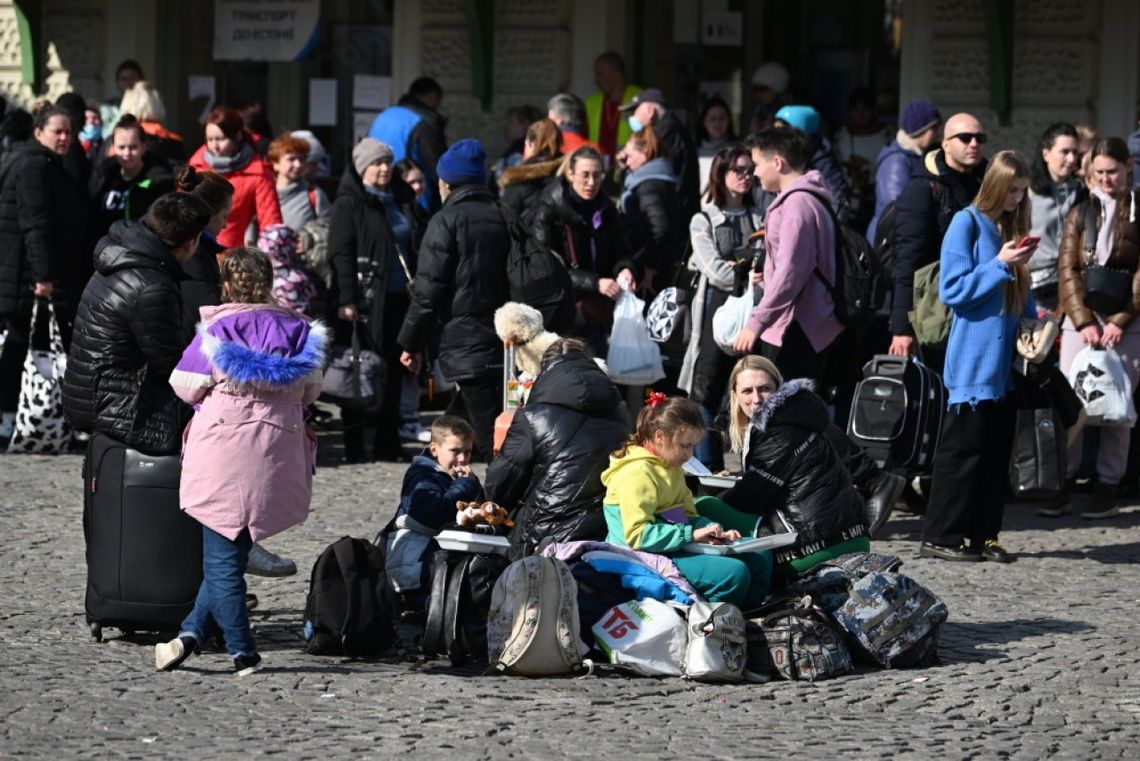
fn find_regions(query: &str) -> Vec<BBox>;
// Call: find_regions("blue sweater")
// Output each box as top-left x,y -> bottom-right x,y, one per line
940,206 -> 1036,406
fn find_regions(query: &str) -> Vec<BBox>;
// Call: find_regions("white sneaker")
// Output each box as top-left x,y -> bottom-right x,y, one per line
399,422 -> 432,444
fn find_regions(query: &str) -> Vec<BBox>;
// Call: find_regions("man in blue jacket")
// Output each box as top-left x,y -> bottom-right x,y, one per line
368,77 -> 447,212
865,99 -> 942,245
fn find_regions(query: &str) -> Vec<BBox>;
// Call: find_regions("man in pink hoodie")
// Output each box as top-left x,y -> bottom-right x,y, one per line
732,127 -> 845,384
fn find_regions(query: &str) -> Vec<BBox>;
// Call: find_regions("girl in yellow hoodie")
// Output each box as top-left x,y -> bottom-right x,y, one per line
601,395 -> 772,608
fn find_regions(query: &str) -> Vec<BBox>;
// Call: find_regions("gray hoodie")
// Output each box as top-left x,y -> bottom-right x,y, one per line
1028,180 -> 1084,290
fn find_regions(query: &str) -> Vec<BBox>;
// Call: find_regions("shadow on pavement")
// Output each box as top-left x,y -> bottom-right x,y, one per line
938,617 -> 1094,663
1017,540 -> 1140,564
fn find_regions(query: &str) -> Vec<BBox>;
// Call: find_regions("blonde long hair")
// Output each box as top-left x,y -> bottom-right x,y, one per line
727,355 -> 783,453
972,150 -> 1031,314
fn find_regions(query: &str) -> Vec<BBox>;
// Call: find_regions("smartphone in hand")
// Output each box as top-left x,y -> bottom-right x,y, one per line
1015,235 -> 1041,249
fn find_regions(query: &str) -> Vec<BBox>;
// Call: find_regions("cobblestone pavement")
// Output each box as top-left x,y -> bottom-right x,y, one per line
2,438 -> 1139,759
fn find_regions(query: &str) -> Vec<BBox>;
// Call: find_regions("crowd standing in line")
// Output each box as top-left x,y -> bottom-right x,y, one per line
0,51 -> 1137,675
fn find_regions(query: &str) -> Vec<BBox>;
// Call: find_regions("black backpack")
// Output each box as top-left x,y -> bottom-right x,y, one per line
422,548 -> 509,666
786,187 -> 889,326
500,204 -> 576,335
872,179 -> 953,291
303,536 -> 396,657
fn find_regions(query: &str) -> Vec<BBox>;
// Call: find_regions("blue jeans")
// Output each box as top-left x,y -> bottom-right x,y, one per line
179,526 -> 256,659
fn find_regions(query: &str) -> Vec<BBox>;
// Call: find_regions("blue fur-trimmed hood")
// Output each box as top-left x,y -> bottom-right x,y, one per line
751,377 -> 821,434
199,316 -> 328,386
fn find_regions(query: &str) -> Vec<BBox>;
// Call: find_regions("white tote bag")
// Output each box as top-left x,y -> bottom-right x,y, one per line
7,300 -> 71,454
607,288 -> 665,386
592,598 -> 688,676
712,291 -> 755,355
1066,345 -> 1136,427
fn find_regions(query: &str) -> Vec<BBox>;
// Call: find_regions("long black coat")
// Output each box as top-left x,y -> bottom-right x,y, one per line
620,161 -> 683,276
652,111 -> 700,220
0,141 -> 92,320
499,154 -> 562,229
179,232 -> 223,345
397,183 -> 509,382
62,220 -> 188,454
329,171 -> 424,350
484,351 -> 631,559
722,378 -> 866,562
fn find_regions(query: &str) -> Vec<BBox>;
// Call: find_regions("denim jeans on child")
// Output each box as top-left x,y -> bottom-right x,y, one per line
179,526 -> 256,659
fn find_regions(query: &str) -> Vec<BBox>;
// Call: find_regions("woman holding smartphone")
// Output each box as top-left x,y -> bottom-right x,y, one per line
920,150 -> 1037,563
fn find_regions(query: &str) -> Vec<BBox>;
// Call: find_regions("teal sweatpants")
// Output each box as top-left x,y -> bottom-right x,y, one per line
668,496 -> 774,610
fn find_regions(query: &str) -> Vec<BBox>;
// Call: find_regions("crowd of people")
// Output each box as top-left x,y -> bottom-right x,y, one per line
2,52 -> 1139,674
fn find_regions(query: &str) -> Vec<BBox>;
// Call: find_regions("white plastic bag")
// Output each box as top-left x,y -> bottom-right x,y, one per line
1066,346 -> 1136,427
712,291 -> 755,355
607,288 -> 665,385
592,598 -> 688,676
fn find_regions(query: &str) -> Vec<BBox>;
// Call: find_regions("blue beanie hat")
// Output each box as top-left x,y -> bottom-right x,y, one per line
774,105 -> 821,135
901,99 -> 942,137
436,138 -> 487,186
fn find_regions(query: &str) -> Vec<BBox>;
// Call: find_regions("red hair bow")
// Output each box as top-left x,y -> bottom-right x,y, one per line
645,391 -> 667,408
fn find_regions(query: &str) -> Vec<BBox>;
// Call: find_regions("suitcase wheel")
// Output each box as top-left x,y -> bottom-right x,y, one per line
89,623 -> 103,643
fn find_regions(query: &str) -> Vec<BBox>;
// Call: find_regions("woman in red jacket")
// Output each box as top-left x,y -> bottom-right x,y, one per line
188,107 -> 281,250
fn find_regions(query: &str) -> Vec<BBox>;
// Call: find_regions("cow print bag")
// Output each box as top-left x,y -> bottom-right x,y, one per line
7,300 -> 70,454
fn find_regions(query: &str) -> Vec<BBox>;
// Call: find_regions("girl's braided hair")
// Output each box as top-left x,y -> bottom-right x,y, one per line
220,247 -> 274,304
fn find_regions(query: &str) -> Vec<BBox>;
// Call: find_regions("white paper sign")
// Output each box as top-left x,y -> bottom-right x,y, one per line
308,78 -> 337,126
353,111 -> 378,146
353,75 -> 391,110
213,0 -> 321,61
701,11 -> 743,46
187,75 -> 217,123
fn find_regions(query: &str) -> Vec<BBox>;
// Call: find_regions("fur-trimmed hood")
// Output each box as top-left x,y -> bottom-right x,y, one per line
751,378 -> 828,435
499,156 -> 563,188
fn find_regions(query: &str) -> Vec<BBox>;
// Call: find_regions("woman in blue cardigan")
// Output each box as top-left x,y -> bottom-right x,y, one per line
920,151 -> 1037,563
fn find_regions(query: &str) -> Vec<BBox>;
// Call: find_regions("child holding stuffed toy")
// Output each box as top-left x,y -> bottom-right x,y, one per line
378,415 -> 483,610
601,394 -> 772,609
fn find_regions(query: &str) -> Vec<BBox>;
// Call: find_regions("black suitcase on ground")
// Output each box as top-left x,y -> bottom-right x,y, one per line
847,355 -> 946,473
83,433 -> 202,641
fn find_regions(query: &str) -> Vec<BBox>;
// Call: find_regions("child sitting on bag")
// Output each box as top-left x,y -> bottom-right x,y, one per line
601,394 -> 772,610
378,415 -> 484,614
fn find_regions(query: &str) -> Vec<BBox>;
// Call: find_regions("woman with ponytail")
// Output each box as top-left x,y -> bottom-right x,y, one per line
920,150 -> 1037,563
174,165 -> 234,343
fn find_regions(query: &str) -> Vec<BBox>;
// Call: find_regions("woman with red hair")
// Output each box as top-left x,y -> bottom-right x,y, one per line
188,107 -> 281,249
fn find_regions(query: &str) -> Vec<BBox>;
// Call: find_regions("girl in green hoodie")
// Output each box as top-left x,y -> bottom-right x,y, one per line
601,395 -> 772,608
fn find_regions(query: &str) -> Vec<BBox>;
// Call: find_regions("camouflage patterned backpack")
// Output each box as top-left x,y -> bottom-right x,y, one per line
829,568 -> 947,669
746,595 -> 854,681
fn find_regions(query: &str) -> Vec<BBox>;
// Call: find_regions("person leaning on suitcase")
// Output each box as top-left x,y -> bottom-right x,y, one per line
919,151 -> 1037,564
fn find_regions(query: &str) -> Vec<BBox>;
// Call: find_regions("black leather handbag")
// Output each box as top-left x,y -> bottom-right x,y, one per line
1081,200 -> 1134,314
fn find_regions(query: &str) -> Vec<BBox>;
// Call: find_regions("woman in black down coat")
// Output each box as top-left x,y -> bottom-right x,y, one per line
719,355 -> 869,583
498,118 -> 563,228
485,338 -> 631,559
617,125 -> 683,292
173,166 -> 234,344
532,146 -> 633,354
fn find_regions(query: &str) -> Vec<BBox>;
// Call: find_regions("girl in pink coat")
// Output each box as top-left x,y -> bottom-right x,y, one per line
155,247 -> 327,676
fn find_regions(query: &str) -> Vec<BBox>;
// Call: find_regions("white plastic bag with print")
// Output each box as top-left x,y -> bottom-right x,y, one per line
607,288 -> 665,385
712,291 -> 755,356
1066,346 -> 1136,427
591,598 -> 687,676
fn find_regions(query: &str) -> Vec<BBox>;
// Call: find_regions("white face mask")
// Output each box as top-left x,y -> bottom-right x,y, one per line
628,116 -> 644,134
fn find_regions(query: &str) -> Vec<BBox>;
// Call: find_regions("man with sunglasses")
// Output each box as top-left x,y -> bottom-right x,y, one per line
888,112 -> 989,367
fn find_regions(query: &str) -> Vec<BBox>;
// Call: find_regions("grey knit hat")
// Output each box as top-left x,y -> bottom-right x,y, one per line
352,137 -> 394,176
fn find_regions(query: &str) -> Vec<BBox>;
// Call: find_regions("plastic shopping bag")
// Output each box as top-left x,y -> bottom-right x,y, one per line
592,598 -> 688,676
712,291 -> 755,355
1066,345 -> 1136,427
607,288 -> 665,385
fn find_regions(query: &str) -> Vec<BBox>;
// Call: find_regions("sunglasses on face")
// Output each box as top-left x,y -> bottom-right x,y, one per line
729,164 -> 756,177
949,132 -> 988,145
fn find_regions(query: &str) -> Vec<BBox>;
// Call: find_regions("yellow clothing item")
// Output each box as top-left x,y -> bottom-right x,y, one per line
585,85 -> 642,152
601,445 -> 698,550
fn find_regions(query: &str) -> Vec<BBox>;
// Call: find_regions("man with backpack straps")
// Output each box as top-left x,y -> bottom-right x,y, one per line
887,113 -> 988,371
731,127 -> 845,387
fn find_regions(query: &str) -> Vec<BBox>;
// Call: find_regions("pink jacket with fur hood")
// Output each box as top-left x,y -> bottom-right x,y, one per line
169,303 -> 328,542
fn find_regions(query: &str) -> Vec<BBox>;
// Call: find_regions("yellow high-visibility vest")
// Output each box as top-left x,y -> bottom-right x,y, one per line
586,84 -> 642,151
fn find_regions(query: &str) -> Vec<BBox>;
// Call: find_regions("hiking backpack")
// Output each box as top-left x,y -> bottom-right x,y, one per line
303,536 -> 397,657
786,188 -> 889,326
422,549 -> 510,666
486,555 -> 587,676
501,204 -> 576,335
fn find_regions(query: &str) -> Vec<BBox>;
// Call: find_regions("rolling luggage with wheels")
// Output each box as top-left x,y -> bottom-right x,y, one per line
83,433 -> 202,641
847,355 -> 946,473
492,344 -> 518,456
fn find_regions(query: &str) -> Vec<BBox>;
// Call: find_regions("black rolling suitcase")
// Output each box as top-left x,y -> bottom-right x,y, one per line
847,355 -> 946,473
83,433 -> 202,641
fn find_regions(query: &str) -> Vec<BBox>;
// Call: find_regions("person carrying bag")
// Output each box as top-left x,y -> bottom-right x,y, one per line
6,298 -> 70,453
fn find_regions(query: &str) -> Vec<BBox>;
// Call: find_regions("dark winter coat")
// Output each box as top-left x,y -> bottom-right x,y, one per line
397,183 -> 509,382
721,379 -> 867,562
0,141 -> 93,319
620,157 -> 683,276
652,111 -> 700,220
329,170 -> 424,350
866,132 -> 923,244
532,178 -> 633,322
62,220 -> 189,454
89,152 -> 175,248
484,351 -> 631,560
889,149 -> 986,335
499,154 -> 562,229
808,136 -> 853,225
179,232 -> 223,345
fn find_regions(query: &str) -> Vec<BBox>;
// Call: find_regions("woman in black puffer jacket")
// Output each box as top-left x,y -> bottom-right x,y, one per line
720,355 -> 869,582
617,125 -> 682,291
485,338 -> 631,559
498,118 -> 562,228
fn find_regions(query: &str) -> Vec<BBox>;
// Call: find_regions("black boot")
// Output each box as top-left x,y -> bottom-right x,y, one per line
864,470 -> 907,536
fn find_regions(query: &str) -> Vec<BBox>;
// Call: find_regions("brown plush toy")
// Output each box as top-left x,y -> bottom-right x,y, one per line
455,500 -> 514,528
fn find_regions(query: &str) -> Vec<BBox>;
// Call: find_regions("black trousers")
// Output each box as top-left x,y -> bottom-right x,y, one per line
0,301 -> 74,413
922,397 -> 1016,547
446,376 -> 500,463
760,321 -> 831,387
341,293 -> 409,460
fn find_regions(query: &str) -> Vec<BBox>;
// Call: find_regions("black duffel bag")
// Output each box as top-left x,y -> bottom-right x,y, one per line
322,321 -> 384,411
